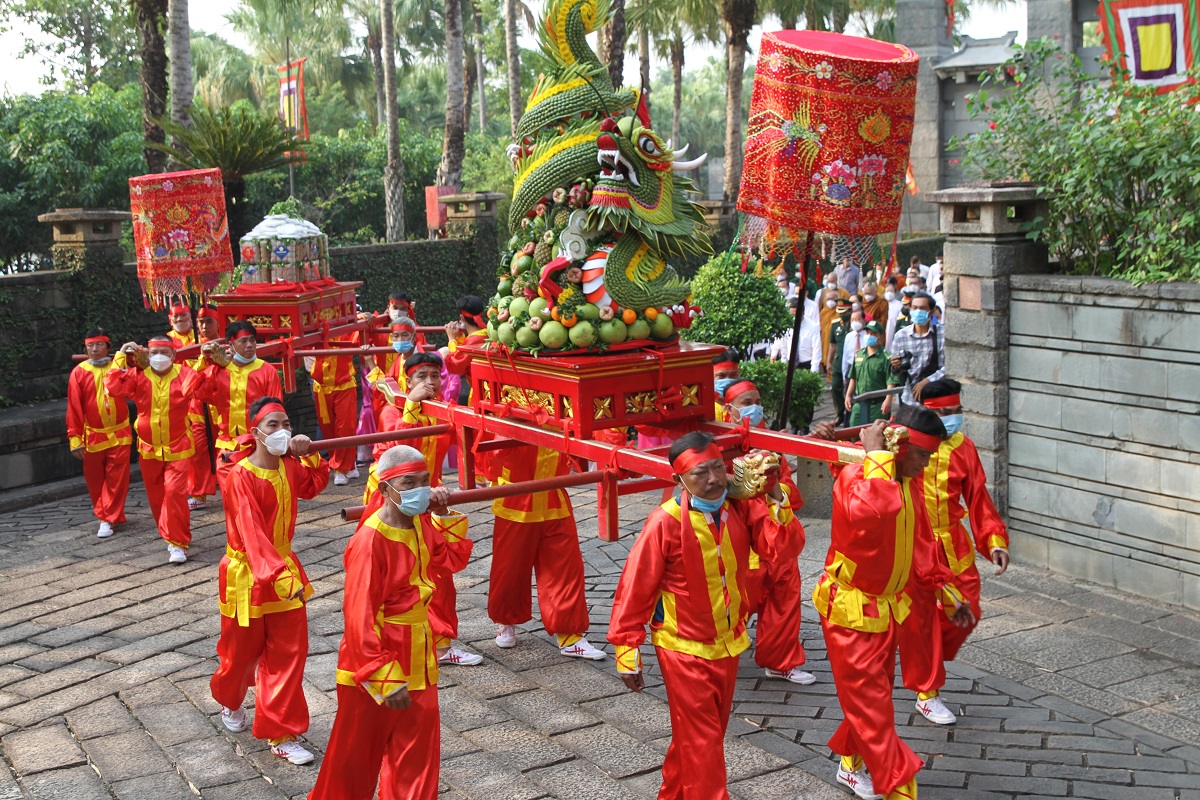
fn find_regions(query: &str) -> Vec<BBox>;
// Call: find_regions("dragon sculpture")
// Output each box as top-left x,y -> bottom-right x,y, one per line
487,0 -> 711,353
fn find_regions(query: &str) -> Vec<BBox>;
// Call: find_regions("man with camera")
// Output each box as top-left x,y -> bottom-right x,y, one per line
888,292 -> 945,406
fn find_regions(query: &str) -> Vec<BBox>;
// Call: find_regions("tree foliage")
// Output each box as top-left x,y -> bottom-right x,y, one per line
953,39 -> 1200,283
0,0 -> 139,89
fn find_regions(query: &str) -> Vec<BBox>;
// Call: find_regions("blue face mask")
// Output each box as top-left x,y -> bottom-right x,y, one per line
393,339 -> 414,354
690,490 -> 727,513
912,309 -> 931,326
714,377 -> 737,397
940,413 -> 964,437
738,404 -> 765,426
390,484 -> 431,517
865,335 -> 879,348
232,352 -> 254,365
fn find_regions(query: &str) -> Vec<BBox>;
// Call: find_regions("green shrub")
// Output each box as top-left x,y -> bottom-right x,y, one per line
681,251 -> 791,354
952,40 -> 1200,284
739,359 -> 825,432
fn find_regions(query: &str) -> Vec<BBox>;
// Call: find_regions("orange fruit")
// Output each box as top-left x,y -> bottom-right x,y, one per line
644,307 -> 659,320
551,306 -> 561,321
561,312 -> 578,327
621,308 -> 637,325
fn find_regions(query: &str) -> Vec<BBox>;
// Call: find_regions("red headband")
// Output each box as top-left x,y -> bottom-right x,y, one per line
923,394 -> 961,410
198,307 -> 218,320
897,426 -> 942,452
712,361 -> 738,373
251,402 -> 286,428
169,304 -> 189,315
723,380 -> 757,403
671,443 -> 723,475
84,335 -> 110,345
392,321 -> 415,333
147,336 -> 176,348
404,359 -> 437,376
231,328 -> 255,342
461,310 -> 485,328
378,460 -> 429,483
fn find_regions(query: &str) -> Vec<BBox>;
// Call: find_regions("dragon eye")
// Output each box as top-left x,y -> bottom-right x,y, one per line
638,135 -> 662,157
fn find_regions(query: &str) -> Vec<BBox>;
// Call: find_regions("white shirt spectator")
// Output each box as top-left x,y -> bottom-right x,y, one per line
803,294 -> 819,325
770,315 -> 823,373
928,259 -> 943,294
885,297 -> 904,348
841,327 -> 868,380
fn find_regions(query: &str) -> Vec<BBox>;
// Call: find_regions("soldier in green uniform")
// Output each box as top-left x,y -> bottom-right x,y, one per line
826,296 -> 852,426
845,320 -> 892,426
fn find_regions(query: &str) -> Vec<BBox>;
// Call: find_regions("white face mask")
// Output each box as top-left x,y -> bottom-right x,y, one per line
885,290 -> 896,301
851,302 -> 861,311
825,299 -> 836,309
171,320 -> 190,334
258,428 -> 292,456
851,321 -> 863,332
864,293 -> 876,302
148,354 -> 174,372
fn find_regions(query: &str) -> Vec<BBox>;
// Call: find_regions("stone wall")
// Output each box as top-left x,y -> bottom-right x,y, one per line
1006,276 -> 1200,610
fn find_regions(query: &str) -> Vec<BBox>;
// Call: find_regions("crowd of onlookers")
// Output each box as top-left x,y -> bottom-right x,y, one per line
761,254 -> 948,428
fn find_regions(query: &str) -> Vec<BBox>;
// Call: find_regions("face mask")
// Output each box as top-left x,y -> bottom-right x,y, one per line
825,299 -> 836,309
912,309 -> 931,326
864,294 -> 876,302
89,356 -> 112,366
738,404 -> 765,426
393,339 -> 414,354
388,308 -> 402,322
839,311 -> 851,321
259,428 -> 292,456
689,490 -> 727,514
232,351 -> 254,365
884,290 -> 896,302
148,354 -> 173,372
851,321 -> 863,332
851,303 -> 861,311
865,335 -> 879,348
171,321 -> 190,334
390,484 -> 431,517
825,281 -> 836,289
714,377 -> 737,397
940,413 -> 964,437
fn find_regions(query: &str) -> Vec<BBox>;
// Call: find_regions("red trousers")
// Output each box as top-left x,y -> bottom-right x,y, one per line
657,647 -> 739,800
899,565 -> 982,695
309,684 -> 439,800
489,516 -> 589,636
822,619 -> 924,795
429,567 -> 458,646
750,558 -> 806,672
83,445 -> 130,524
210,606 -> 309,741
187,417 -> 217,498
139,456 -> 191,548
315,387 -> 358,474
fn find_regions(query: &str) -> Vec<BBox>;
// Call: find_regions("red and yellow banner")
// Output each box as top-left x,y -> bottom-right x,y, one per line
278,57 -> 309,139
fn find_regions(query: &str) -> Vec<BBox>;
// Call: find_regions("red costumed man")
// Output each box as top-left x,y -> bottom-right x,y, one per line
209,396 -> 330,765
306,331 -> 361,486
105,336 -> 196,563
166,303 -> 219,509
66,327 -> 132,539
608,432 -> 805,800
898,378 -> 1009,726
720,379 -> 814,686
308,444 -> 472,800
185,321 -> 284,490
364,318 -> 416,427
439,295 -> 489,387
812,410 -> 973,800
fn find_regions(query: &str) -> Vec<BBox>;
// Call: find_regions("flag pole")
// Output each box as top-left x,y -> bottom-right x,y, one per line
286,36 -> 295,198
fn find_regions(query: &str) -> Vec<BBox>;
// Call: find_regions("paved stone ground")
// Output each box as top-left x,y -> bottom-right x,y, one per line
2,412 -> 1200,798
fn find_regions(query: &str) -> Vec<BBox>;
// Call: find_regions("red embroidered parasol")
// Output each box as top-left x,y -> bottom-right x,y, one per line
129,168 -> 234,310
736,30 -> 919,267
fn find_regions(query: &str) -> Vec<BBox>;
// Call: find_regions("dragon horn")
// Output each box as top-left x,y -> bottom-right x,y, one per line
672,153 -> 708,172
634,90 -> 652,129
672,144 -> 689,159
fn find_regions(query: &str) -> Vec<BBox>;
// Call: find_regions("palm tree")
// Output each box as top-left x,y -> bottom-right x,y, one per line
503,0 -> 525,137
168,0 -> 193,144
470,0 -> 487,131
437,0 -> 466,189
605,0 -> 625,86
721,0 -> 758,202
132,0 -> 170,172
150,102 -> 304,243
381,0 -> 405,239
191,32 -> 265,107
224,0 -> 355,93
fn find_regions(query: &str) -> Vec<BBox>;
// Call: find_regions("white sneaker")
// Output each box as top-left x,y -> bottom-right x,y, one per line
333,472 -> 348,486
560,638 -> 607,660
220,706 -> 246,732
97,522 -> 113,539
438,646 -> 484,666
765,666 -> 816,685
270,739 -> 314,765
187,497 -> 207,510
167,544 -> 188,564
916,695 -> 957,725
495,625 -> 517,648
836,763 -> 882,800
345,467 -> 360,479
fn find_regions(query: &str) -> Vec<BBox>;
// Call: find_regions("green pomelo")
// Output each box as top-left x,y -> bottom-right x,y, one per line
568,321 -> 597,348
515,325 -> 540,349
514,254 -> 533,272
528,297 -> 549,319
577,303 -> 600,321
508,297 -> 530,319
497,323 -> 516,347
650,314 -> 675,339
598,319 -> 628,344
628,319 -> 652,340
497,278 -> 514,297
539,321 -> 569,349
486,321 -> 497,340
498,296 -> 513,311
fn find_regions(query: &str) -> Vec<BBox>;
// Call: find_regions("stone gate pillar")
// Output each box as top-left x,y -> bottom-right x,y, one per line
923,186 -> 1048,514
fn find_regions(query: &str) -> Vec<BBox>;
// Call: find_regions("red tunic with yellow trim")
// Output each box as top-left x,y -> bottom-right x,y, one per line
185,357 -> 284,451
922,433 -> 1008,575
487,444 -> 574,524
608,488 -> 805,669
334,509 -> 472,699
813,451 -> 959,634
308,333 -> 360,396
104,364 -> 197,462
219,452 -> 331,626
442,329 -> 489,377
66,354 -> 132,453
380,399 -> 453,485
